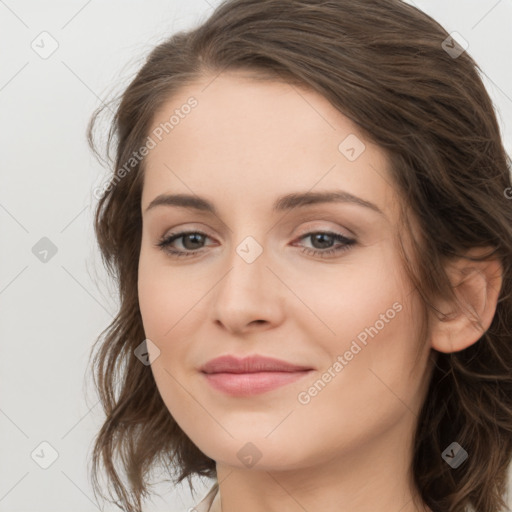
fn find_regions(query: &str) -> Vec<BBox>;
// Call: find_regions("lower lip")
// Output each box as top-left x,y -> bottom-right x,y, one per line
202,370 -> 313,396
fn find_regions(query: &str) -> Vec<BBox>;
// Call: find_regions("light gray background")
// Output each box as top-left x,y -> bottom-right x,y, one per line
1,1 -> 511,511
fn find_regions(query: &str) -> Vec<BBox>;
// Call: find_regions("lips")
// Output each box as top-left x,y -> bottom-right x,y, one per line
200,354 -> 313,374
200,355 -> 314,396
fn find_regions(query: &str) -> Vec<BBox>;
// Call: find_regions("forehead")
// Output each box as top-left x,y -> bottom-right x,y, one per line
141,71 -> 397,219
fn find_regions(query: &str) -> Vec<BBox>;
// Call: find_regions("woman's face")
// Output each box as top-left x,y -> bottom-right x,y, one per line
138,71 -> 433,471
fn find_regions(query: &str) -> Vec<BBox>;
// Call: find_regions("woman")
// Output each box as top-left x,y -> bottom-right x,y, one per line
87,1 -> 512,511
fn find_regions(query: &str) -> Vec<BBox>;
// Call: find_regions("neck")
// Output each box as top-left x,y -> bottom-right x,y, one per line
214,414 -> 431,512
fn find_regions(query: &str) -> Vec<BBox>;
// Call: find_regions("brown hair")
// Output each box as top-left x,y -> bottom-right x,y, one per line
87,1 -> 512,511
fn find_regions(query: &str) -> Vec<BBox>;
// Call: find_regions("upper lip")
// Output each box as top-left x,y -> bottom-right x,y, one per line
200,355 -> 314,374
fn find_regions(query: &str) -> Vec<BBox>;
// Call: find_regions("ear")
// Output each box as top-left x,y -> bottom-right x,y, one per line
429,247 -> 503,354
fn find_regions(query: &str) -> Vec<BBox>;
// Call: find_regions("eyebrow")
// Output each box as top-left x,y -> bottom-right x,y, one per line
144,190 -> 384,216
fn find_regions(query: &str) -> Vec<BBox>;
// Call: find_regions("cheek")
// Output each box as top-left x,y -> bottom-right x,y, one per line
138,255 -> 204,427
137,249 -> 211,401
291,242 -> 426,403
290,242 -> 411,347
138,247 -> 208,340
289,275 -> 425,455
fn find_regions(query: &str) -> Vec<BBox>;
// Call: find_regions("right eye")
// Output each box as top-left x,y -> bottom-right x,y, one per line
156,230 -> 217,257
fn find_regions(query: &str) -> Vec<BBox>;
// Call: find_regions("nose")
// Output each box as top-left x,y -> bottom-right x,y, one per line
211,242 -> 286,335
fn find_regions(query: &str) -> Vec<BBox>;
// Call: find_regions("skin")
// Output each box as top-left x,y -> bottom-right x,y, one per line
137,71 -> 502,512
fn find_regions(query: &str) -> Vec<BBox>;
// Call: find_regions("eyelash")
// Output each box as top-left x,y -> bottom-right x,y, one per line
155,230 -> 356,259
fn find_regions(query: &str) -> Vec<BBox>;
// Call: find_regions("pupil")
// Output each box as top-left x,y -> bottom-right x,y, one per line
183,233 -> 204,250
312,233 -> 333,249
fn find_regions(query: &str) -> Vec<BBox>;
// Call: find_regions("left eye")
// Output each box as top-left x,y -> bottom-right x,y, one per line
294,231 -> 356,258
156,230 -> 356,258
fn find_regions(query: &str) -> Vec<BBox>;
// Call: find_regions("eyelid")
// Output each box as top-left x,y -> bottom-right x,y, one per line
294,229 -> 354,241
161,223 -> 219,240
293,221 -> 356,240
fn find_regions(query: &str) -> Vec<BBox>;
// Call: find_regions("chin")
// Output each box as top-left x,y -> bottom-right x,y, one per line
199,435 -> 317,472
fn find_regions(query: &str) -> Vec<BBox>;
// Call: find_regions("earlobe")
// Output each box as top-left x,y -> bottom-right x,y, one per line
429,248 -> 503,354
